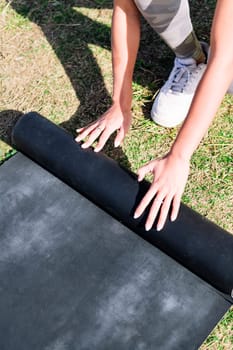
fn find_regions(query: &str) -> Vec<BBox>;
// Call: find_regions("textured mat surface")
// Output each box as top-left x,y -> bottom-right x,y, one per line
11,113 -> 233,296
0,154 -> 230,350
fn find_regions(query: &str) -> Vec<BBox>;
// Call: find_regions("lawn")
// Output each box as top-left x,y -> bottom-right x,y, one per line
0,1 -> 232,348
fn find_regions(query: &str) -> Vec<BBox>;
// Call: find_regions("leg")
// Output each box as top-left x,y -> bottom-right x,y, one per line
134,0 -> 208,127
134,0 -> 205,61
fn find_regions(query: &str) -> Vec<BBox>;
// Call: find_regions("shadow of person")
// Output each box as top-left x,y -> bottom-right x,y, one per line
8,0 -> 113,127
0,110 -> 23,145
3,0 -> 132,167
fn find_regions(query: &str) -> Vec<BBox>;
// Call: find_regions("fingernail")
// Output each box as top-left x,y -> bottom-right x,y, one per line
114,141 -> 120,147
134,212 -> 139,219
171,216 -> 176,222
157,225 -> 162,231
81,144 -> 87,149
145,224 -> 151,231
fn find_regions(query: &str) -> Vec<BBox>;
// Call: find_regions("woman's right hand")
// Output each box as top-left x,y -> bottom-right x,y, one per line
75,104 -> 132,152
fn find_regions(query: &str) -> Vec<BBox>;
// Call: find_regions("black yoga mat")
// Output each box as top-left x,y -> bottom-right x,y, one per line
11,112 -> 233,297
0,153 -> 231,350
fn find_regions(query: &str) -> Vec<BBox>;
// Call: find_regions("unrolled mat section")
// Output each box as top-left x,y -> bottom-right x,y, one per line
0,153 -> 231,350
11,112 -> 233,297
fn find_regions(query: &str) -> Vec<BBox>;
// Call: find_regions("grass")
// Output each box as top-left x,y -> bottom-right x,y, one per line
0,1 -> 232,348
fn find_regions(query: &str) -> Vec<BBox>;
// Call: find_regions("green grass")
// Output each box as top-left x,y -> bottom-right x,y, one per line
0,0 -> 31,29
0,1 -> 232,348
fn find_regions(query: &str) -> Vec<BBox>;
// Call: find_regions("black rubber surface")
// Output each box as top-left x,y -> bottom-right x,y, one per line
0,154 -> 231,350
11,112 -> 233,296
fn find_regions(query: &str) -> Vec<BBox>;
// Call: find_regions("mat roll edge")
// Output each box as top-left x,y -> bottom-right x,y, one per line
11,112 -> 233,298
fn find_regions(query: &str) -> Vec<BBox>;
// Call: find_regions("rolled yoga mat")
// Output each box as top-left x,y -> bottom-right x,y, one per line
0,111 -> 232,350
11,112 -> 233,298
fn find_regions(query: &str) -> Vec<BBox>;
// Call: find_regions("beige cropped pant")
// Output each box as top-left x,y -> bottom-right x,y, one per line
134,0 -> 201,59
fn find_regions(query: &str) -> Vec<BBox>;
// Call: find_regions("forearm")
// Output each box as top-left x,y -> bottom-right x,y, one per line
171,60 -> 233,160
111,0 -> 140,111
171,0 -> 233,160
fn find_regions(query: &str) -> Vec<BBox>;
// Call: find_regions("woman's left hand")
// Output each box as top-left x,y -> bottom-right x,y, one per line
134,153 -> 190,231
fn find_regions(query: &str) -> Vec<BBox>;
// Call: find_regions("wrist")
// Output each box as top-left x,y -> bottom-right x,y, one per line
112,97 -> 132,114
112,79 -> 133,111
169,147 -> 192,163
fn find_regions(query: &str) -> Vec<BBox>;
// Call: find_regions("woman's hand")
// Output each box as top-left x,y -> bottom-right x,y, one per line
75,104 -> 132,152
134,153 -> 190,231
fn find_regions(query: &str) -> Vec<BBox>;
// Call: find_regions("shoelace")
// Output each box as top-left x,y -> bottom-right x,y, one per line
167,60 -> 200,93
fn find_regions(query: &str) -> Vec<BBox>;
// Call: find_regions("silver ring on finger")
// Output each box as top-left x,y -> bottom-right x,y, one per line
154,199 -> 164,204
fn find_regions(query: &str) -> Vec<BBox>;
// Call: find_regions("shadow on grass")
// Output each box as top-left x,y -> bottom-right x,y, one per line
2,0 -> 215,165
0,110 -> 23,145
2,0 -> 130,166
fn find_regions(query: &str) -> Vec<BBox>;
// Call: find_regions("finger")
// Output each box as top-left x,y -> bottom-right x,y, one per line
94,129 -> 112,152
145,193 -> 165,231
156,194 -> 173,231
76,126 -> 85,132
114,128 -> 124,148
81,127 -> 104,149
137,161 -> 157,182
134,183 -> 159,219
76,119 -> 99,133
75,123 -> 98,142
171,193 -> 182,222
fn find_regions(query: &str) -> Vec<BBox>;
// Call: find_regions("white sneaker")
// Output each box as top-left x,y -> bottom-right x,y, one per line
151,56 -> 207,127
